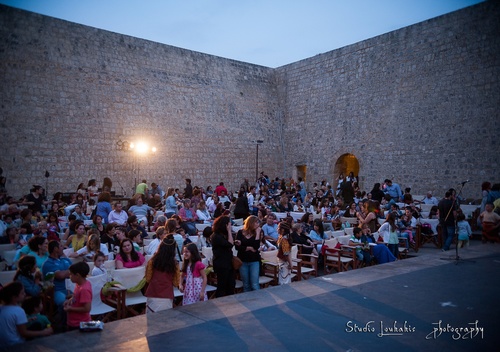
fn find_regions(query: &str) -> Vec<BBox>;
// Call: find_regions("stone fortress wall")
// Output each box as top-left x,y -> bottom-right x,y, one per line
275,0 -> 500,199
1,1 -> 499,200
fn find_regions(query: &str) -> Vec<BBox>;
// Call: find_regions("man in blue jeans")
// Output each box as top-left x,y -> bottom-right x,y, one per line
438,191 -> 457,251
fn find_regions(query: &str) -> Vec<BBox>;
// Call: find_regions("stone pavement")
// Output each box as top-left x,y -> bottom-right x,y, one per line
13,241 -> 499,352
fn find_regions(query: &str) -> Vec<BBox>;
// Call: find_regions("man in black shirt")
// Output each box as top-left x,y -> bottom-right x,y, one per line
438,191 -> 457,251
23,185 -> 47,214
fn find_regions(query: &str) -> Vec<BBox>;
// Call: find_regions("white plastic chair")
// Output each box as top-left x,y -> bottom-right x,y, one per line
261,249 -> 278,264
344,227 -> 354,236
289,212 -> 304,222
104,260 -> 116,271
331,230 -> 345,238
0,270 -> 16,286
261,249 -> 279,285
112,266 -> 147,315
341,217 -> 359,226
419,204 -> 434,212
312,212 -> 322,220
201,247 -> 213,264
337,235 -> 352,246
195,223 -> 211,234
2,250 -> 18,270
273,212 -> 288,221
420,219 -> 439,234
323,238 -> 339,249
86,273 -> 117,320
0,243 -> 16,256
188,235 -> 199,244
232,218 -> 244,226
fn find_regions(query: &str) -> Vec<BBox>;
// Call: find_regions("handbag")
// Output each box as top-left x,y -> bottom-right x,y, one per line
232,256 -> 242,270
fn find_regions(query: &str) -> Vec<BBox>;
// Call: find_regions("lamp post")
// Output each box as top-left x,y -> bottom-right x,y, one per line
255,140 -> 263,182
116,139 -> 157,194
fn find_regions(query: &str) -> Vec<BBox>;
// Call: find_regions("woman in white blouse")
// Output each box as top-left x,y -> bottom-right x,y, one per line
196,200 -> 212,223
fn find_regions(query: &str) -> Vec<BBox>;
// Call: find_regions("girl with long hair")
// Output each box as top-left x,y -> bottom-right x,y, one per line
234,215 -> 262,292
115,238 -> 145,269
210,215 -> 234,297
144,236 -> 180,313
70,232 -> 109,261
13,255 -> 42,297
308,218 -> 326,252
179,243 -> 207,305
379,212 -> 399,257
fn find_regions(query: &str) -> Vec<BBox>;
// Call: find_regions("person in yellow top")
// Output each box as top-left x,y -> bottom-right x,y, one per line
67,222 -> 87,252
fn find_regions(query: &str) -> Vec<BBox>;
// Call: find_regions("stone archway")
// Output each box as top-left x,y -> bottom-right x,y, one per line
333,153 -> 360,190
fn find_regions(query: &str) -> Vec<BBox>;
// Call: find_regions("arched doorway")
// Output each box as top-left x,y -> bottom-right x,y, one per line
333,153 -> 360,190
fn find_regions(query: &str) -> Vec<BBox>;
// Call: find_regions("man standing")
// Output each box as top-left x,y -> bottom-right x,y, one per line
136,179 -> 149,198
248,186 -> 257,215
240,178 -> 250,193
340,181 -> 355,205
384,179 -> 403,202
438,191 -> 457,251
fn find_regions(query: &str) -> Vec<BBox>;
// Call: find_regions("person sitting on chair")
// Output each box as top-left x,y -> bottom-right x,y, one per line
480,203 -> 500,242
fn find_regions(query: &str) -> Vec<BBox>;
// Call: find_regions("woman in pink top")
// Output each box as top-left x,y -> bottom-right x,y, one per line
115,238 -> 145,269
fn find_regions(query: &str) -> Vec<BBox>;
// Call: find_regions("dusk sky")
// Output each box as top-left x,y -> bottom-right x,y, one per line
0,0 -> 484,67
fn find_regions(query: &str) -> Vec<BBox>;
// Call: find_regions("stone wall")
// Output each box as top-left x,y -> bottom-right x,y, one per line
0,5 -> 281,198
276,1 -> 500,199
1,2 -> 499,200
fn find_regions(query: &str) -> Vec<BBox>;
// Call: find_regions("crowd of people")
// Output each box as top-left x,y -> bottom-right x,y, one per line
1,173 -> 499,346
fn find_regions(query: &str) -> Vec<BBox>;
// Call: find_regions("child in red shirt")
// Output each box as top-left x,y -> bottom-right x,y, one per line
64,262 -> 92,329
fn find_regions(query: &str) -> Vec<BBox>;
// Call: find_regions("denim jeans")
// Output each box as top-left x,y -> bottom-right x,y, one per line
185,222 -> 197,235
443,226 -> 455,250
388,244 -> 398,258
356,249 -> 372,265
399,232 -> 409,249
239,261 -> 260,292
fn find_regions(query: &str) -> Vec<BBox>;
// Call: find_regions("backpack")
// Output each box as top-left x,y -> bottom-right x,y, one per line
421,223 -> 433,235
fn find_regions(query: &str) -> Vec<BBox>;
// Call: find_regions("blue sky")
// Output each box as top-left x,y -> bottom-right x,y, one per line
0,0 -> 484,67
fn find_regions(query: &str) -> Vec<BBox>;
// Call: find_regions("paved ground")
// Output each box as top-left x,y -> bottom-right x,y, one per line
12,241 -> 500,352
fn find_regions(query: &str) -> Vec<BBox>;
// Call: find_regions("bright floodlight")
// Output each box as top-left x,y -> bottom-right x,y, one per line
136,142 -> 148,154
152,147 -> 157,153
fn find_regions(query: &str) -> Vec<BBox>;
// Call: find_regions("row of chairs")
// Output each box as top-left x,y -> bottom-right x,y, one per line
63,258 -> 217,321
